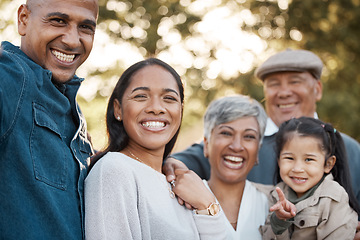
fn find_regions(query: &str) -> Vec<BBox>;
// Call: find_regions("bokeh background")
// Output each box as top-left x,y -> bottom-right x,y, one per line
1,0 -> 359,152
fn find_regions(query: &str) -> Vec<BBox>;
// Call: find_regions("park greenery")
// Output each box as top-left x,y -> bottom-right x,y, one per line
1,0 -> 359,150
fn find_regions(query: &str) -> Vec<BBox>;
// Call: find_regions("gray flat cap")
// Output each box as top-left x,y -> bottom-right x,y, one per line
255,49 -> 323,81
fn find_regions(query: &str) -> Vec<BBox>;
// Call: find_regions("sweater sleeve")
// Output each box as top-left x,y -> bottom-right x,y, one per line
192,210 -> 228,240
259,210 -> 291,240
85,158 -> 142,240
270,212 -> 293,235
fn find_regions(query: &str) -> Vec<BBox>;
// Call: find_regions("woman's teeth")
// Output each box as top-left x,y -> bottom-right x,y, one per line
142,121 -> 165,128
223,156 -> 244,168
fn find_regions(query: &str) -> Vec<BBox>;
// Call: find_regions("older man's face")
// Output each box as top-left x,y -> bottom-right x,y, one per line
263,71 -> 322,127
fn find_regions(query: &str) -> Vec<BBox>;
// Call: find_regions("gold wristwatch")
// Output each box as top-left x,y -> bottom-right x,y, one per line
195,202 -> 220,216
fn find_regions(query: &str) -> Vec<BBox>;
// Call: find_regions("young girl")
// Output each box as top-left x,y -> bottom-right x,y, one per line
84,58 -> 227,240
260,117 -> 360,240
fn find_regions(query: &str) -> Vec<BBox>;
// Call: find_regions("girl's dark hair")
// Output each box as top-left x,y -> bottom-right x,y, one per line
274,117 -> 360,215
89,58 -> 184,171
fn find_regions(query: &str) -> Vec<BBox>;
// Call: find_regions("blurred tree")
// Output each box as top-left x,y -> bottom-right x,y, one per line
93,0 -> 360,143
248,0 -> 360,141
1,0 -> 359,148
91,0 -> 267,137
0,0 -> 21,44
81,0 -> 268,148
98,0 -> 200,55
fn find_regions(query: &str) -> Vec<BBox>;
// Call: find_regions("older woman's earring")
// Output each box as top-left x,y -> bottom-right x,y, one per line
116,116 -> 121,121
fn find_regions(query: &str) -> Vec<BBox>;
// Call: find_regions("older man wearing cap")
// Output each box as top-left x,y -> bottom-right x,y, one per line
164,49 -> 360,210
251,49 -> 360,196
247,49 -> 325,184
255,50 -> 360,238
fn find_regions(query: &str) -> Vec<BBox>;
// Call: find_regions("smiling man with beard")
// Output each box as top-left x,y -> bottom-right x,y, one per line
0,0 -> 98,239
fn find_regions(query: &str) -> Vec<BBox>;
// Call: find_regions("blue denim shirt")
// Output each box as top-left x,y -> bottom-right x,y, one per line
0,41 -> 93,239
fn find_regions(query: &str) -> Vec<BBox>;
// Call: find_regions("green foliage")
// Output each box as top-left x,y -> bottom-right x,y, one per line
2,0 -> 359,146
97,0 -> 201,56
248,0 -> 360,141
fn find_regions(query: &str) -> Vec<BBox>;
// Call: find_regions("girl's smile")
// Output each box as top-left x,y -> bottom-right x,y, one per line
278,134 -> 334,198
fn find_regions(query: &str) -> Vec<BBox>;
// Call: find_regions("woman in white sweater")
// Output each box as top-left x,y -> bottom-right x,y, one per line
85,58 -> 227,240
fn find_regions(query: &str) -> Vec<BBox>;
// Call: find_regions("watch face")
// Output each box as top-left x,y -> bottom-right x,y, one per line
209,203 -> 220,216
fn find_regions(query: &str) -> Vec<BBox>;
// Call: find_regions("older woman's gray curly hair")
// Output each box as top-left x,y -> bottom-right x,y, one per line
203,95 -> 267,144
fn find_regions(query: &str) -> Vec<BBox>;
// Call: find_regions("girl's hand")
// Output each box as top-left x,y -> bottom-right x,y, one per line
270,187 -> 297,220
171,169 -> 215,210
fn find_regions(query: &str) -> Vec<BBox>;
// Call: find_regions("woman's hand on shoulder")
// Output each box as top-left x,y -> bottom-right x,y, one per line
162,157 -> 188,183
172,169 -> 215,211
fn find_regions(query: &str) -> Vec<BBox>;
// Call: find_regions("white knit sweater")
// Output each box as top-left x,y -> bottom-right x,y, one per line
85,152 -> 227,240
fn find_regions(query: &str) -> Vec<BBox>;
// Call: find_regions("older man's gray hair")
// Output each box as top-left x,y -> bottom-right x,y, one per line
203,95 -> 267,144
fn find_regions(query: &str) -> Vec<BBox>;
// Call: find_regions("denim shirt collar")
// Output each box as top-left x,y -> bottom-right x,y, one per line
2,41 -> 84,88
